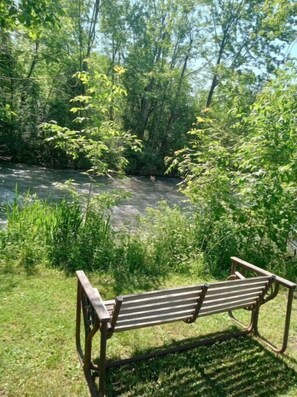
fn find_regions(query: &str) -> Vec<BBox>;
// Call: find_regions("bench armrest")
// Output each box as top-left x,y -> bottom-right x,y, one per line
231,257 -> 296,289
76,270 -> 110,323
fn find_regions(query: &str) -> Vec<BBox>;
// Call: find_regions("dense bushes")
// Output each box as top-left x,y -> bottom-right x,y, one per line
174,71 -> 297,280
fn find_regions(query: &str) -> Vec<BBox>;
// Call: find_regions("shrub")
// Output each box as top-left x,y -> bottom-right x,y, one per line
173,71 -> 297,280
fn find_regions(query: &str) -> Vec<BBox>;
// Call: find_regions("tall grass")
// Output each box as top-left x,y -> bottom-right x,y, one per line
1,194 -> 55,271
46,200 -> 115,272
2,192 -> 295,280
0,194 -> 198,281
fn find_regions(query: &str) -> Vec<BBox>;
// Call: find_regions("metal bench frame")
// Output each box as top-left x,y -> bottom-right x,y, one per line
75,256 -> 296,396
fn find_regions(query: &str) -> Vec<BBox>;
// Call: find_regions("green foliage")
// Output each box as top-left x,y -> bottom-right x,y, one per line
138,202 -> 198,272
174,70 -> 297,278
0,194 -> 55,271
42,64 -> 142,175
47,198 -> 123,273
0,193 -> 198,278
0,0 -> 63,31
1,0 -> 296,173
119,0 -> 197,174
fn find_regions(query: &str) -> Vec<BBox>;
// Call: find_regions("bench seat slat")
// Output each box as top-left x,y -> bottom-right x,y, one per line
104,300 -> 115,315
117,291 -> 263,320
120,292 -> 202,308
118,278 -> 269,307
114,297 -> 259,332
116,296 -> 260,326
119,297 -> 201,314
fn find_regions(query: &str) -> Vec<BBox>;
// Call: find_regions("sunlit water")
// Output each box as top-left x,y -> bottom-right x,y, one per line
0,163 -> 188,228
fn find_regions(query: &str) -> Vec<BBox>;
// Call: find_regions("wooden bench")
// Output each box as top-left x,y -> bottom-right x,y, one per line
75,256 -> 296,396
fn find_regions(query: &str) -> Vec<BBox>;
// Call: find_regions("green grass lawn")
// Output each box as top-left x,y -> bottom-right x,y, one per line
0,265 -> 296,397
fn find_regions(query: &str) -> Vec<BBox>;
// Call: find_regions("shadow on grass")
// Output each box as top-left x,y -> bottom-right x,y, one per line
111,267 -> 164,296
0,264 -> 21,294
105,337 -> 297,397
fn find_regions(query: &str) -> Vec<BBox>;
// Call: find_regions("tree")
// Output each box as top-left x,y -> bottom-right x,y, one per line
198,0 -> 297,107
42,63 -> 141,174
118,0 -> 198,174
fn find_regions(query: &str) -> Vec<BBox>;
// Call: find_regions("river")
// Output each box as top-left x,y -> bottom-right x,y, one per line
0,163 -> 187,227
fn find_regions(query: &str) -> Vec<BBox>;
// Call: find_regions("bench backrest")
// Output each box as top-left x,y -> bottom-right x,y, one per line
111,276 -> 272,332
198,276 -> 271,317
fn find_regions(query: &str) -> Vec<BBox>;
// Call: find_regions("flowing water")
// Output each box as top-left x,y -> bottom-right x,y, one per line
0,163 -> 187,227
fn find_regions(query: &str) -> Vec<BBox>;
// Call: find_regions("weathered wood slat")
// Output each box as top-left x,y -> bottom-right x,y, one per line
105,307 -> 114,316
119,295 -> 202,313
116,296 -> 263,329
121,286 -> 204,303
205,280 -> 269,295
112,277 -> 270,330
104,300 -> 116,315
198,301 -> 257,317
118,282 -> 267,316
118,290 -> 265,319
116,309 -> 194,326
203,290 -> 264,305
114,315 -> 191,331
208,279 -> 269,291
203,276 -> 269,288
120,291 -> 203,308
120,277 -> 269,304
118,303 -> 197,320
200,298 -> 257,314
204,285 -> 266,300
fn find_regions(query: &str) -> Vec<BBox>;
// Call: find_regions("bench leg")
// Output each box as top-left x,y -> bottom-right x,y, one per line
76,279 -> 105,396
76,278 -> 84,363
76,279 -> 100,371
84,317 -> 100,374
252,287 -> 295,353
98,322 -> 108,397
